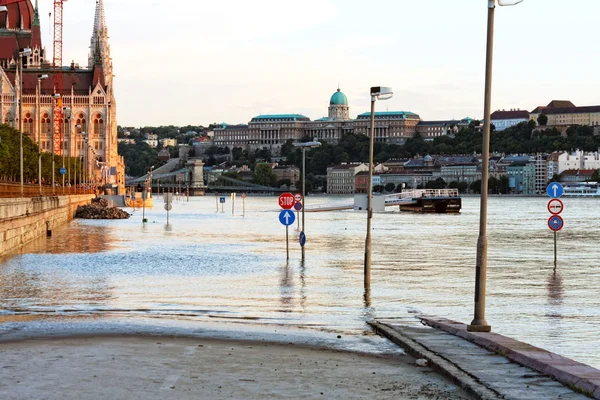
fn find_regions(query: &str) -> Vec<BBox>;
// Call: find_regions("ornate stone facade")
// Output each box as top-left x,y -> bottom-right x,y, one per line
0,0 -> 124,189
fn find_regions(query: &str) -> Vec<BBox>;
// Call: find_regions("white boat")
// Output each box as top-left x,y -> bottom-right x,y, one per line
562,182 -> 600,197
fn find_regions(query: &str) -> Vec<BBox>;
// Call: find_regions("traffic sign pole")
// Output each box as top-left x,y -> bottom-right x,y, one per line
286,225 -> 289,260
554,231 -> 557,272
547,183 -> 565,271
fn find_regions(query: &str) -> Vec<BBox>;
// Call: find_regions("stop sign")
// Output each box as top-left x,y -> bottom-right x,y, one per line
278,192 -> 295,210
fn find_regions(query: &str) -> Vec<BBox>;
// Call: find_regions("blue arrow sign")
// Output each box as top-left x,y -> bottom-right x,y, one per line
546,182 -> 564,198
299,231 -> 306,247
220,197 -> 226,203
59,167 -> 67,175
279,210 -> 295,226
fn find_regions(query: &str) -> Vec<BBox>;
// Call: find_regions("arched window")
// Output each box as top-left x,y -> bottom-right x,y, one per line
76,113 -> 87,133
41,113 -> 50,134
4,112 -> 13,125
93,114 -> 104,136
24,113 -> 33,135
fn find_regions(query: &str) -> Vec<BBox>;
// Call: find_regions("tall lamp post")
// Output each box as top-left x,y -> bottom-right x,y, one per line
50,93 -> 61,194
364,86 -> 393,289
18,47 -> 32,196
61,107 -> 71,194
468,0 -> 523,333
37,74 -> 48,196
293,140 -> 321,260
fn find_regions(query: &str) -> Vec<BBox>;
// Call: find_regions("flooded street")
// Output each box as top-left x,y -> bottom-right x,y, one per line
0,195 -> 599,368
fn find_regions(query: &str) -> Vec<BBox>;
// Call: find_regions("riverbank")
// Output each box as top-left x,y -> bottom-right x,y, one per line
0,318 -> 472,400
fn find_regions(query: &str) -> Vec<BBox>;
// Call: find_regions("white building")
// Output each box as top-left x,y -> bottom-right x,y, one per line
490,109 -> 530,131
143,139 -> 158,148
558,150 -> 600,174
326,163 -> 368,194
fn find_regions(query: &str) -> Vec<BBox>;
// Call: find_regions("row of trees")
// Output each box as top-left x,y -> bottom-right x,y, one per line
0,124 -> 83,184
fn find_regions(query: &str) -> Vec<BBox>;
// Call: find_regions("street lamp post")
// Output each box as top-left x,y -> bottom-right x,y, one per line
293,140 -> 321,260
364,86 -> 393,288
468,0 -> 523,333
18,48 -> 32,196
51,94 -> 61,195
37,74 -> 48,196
61,107 -> 71,194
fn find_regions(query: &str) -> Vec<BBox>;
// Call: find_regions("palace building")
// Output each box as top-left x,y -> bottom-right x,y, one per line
212,87 -> 471,154
0,0 -> 124,190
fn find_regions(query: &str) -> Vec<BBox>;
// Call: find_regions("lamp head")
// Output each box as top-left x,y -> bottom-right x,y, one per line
497,0 -> 523,5
370,86 -> 393,101
20,48 -> 32,57
0,6 -> 8,12
38,74 -> 49,80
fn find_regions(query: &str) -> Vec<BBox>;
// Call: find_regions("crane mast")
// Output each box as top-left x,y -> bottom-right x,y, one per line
52,0 -> 64,155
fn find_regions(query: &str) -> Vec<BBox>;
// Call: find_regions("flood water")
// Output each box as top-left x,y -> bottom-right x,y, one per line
0,195 -> 599,368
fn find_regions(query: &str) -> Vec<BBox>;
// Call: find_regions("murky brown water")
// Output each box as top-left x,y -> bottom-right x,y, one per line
0,195 -> 598,368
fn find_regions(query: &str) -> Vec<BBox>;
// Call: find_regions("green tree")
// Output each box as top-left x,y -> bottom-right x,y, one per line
373,185 -> 384,193
538,113 -> 548,126
253,163 -> 277,187
384,183 -> 396,193
425,178 -> 447,189
470,180 -> 482,194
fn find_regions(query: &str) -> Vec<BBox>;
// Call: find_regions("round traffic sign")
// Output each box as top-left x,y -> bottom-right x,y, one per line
278,192 -> 295,210
241,193 -> 247,199
294,193 -> 302,203
546,182 -> 564,198
547,199 -> 564,215
293,201 -> 302,211
164,203 -> 173,211
548,215 -> 564,232
279,210 -> 295,226
59,167 -> 67,175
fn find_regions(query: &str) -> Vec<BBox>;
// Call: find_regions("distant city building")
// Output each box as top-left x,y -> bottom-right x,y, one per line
161,138 -> 177,148
327,163 -> 368,194
158,148 -> 170,162
273,166 -> 300,183
559,169 -> 596,183
143,139 -> 158,148
213,123 -> 249,147
118,138 -> 136,145
530,100 -> 600,127
145,133 -> 158,140
558,150 -> 600,174
490,109 -> 530,131
416,119 -> 472,139
507,163 -> 536,194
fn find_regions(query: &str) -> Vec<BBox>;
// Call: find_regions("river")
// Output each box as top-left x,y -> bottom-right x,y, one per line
0,195 -> 598,368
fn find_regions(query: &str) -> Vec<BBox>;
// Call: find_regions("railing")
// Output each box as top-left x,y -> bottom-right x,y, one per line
0,182 -> 94,198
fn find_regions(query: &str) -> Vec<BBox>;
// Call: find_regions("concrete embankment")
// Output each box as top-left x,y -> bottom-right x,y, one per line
0,194 -> 94,257
370,318 -> 597,399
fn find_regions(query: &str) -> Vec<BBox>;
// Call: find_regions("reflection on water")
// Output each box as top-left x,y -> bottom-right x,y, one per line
0,196 -> 599,369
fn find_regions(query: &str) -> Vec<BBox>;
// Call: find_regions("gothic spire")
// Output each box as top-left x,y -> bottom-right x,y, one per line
33,0 -> 40,27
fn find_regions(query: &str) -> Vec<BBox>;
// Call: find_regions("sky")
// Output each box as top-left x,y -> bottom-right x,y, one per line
36,0 -> 600,127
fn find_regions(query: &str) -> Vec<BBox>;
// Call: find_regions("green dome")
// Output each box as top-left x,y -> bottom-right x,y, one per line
330,89 -> 348,106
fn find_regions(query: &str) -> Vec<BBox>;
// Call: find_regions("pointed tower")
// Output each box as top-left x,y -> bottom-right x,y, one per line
88,0 -> 112,88
30,0 -> 43,68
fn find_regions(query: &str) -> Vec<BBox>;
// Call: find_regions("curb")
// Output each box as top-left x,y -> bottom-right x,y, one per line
420,317 -> 600,399
368,321 -> 501,400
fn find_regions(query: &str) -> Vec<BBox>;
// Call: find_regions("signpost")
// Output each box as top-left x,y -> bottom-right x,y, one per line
220,196 -> 226,213
547,182 -> 564,271
279,209 -> 296,260
164,192 -> 173,224
299,231 -> 306,248
242,193 -> 246,217
294,193 -> 302,203
59,167 -> 66,175
231,193 -> 236,215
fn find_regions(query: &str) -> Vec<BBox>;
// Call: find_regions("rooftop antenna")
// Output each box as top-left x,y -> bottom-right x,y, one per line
48,12 -> 51,34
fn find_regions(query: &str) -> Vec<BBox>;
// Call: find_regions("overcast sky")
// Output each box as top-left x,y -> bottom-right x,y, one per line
37,0 -> 600,127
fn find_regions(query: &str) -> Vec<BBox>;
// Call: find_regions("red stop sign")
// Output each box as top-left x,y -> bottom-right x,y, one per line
278,192 -> 295,210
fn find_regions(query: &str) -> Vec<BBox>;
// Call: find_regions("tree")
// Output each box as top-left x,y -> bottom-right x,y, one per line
253,163 -> 277,187
425,178 -> 447,189
384,183 -> 396,193
470,180 -> 482,194
395,183 -> 404,193
373,185 -> 384,193
538,113 -> 548,126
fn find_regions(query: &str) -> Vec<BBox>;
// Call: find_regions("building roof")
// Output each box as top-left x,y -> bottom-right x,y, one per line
490,110 -> 530,120
251,114 -> 310,122
418,119 -> 462,127
356,111 -> 421,120
4,68 -> 96,95
328,163 -> 365,170
542,105 -> 600,115
531,100 -> 577,114
330,88 -> 348,106
560,169 -> 596,176
0,0 -> 34,31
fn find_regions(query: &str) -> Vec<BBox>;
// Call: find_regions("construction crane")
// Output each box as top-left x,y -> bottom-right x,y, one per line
52,0 -> 65,156
0,0 -> 28,6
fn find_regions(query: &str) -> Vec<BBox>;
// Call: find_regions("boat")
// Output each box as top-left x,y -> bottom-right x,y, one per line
562,182 -> 600,197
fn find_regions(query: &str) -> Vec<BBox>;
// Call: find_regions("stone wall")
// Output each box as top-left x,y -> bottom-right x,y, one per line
0,195 -> 94,257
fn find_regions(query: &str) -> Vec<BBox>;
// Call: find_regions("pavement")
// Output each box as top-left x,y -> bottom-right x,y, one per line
370,318 -> 597,400
0,335 -> 474,400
